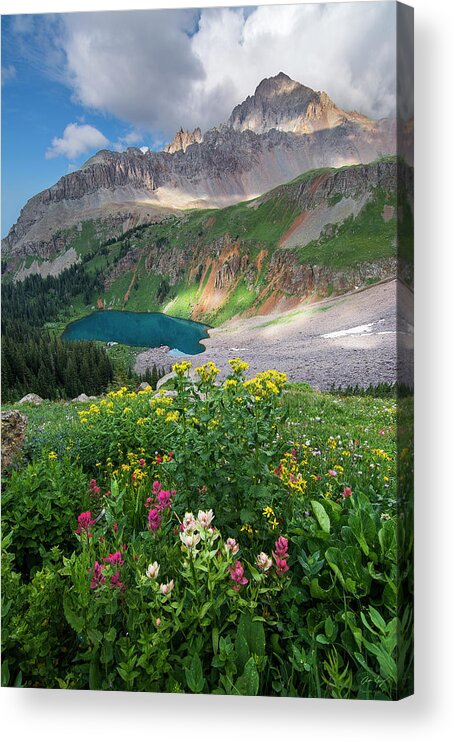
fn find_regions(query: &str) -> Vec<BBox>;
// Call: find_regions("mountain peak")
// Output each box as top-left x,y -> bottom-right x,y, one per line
164,127 -> 203,154
254,72 -> 302,98
228,72 -> 353,135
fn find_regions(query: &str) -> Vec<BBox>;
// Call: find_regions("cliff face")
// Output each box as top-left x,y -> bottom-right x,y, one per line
3,73 -> 396,259
164,127 -> 203,154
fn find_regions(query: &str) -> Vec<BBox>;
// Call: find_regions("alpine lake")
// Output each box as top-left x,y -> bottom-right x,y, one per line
62,311 -> 210,355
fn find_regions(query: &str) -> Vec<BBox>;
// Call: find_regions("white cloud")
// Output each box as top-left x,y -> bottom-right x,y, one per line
190,3 -> 397,126
12,3 -> 398,140
46,122 -> 109,159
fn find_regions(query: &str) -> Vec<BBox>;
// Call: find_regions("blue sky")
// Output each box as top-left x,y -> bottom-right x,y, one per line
1,3 -> 397,237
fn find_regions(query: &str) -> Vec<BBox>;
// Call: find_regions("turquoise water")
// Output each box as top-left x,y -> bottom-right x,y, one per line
62,311 -> 209,355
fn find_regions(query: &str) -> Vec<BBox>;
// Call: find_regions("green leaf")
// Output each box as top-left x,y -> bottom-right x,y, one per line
368,606 -> 387,634
325,616 -> 335,640
105,627 -> 117,642
87,628 -> 103,646
89,653 -> 101,690
63,594 -> 84,634
311,500 -> 330,533
185,652 -> 205,693
235,614 -> 266,673
234,657 -> 259,696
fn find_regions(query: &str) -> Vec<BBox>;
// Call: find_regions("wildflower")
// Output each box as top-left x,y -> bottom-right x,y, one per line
166,410 -> 180,423
156,490 -> 172,510
89,479 -> 101,495
197,509 -> 214,529
229,358 -> 249,374
274,556 -> 290,576
48,451 -> 58,460
156,618 -> 161,627
228,561 -> 248,590
102,551 -> 124,567
256,552 -> 272,571
148,508 -> 162,532
224,378 -> 238,389
262,506 -> 275,518
182,512 -> 197,532
75,511 -> 96,537
159,579 -> 175,596
146,562 -> 160,579
342,486 -> 352,498
90,561 -> 106,590
273,536 -> 289,558
240,523 -> 253,535
172,360 -> 192,376
110,571 -> 125,591
224,537 -> 239,555
180,531 -> 201,549
328,469 -> 338,477
195,361 -> 221,383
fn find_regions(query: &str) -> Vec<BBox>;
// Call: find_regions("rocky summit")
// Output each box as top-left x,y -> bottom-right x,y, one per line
2,73 -> 396,259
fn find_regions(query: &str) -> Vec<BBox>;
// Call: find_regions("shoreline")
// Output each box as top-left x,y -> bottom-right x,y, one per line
134,278 -> 413,391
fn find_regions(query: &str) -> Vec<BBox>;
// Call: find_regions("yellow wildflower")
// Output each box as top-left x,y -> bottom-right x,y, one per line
172,360 -> 192,376
166,411 -> 180,423
229,358 -> 249,374
195,361 -> 220,383
48,451 -> 58,460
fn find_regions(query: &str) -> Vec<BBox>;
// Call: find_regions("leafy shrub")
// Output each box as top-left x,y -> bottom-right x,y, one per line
2,455 -> 88,576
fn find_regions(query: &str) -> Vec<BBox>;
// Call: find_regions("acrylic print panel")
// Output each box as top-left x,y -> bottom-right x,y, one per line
0,1 -> 413,699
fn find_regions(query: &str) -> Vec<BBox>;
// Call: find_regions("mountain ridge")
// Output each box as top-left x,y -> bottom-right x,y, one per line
3,73 -> 396,258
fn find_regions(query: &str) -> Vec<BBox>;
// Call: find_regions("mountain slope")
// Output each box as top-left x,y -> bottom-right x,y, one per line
4,158 -> 412,326
2,73 -> 396,259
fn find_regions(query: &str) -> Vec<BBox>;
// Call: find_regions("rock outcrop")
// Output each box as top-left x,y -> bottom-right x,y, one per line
165,127 -> 203,154
1,410 -> 28,469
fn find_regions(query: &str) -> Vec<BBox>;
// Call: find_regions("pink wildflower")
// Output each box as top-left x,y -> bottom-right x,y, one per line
90,561 -> 106,590
342,486 -> 352,498
152,480 -> 161,493
224,537 -> 239,555
328,469 -> 338,477
110,570 -> 125,591
256,552 -> 272,571
102,551 -> 124,567
75,511 -> 96,537
273,536 -> 289,558
148,508 -> 162,532
89,479 -> 101,495
159,579 -> 175,596
228,560 -> 248,591
156,489 -> 172,510
274,556 -> 290,576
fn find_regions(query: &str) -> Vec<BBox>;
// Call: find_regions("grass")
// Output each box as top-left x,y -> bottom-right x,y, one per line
207,279 -> 258,325
2,382 -> 398,468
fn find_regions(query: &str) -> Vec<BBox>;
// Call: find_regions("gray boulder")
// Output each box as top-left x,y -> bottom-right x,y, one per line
18,393 -> 43,405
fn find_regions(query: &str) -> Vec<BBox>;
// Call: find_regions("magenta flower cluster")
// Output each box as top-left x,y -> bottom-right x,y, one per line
90,549 -> 126,591
272,536 -> 290,576
228,560 -> 248,591
146,481 -> 175,532
75,511 -> 96,538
